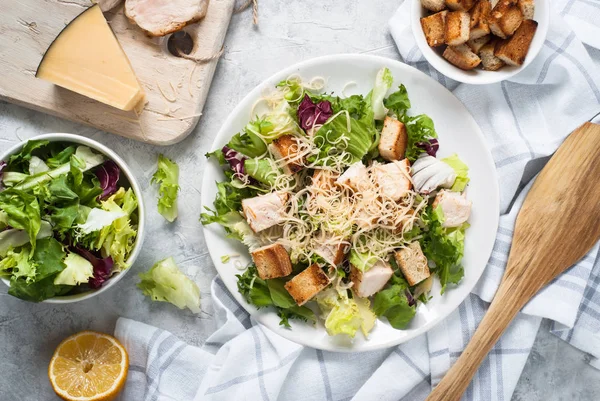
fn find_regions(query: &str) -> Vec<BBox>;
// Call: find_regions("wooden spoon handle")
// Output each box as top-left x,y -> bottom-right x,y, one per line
425,275 -> 530,401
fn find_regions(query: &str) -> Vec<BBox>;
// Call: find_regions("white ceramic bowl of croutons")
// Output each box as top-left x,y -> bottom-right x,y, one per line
411,0 -> 549,85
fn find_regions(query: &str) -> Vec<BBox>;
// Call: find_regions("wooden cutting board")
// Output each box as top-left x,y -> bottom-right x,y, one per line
0,0 -> 235,145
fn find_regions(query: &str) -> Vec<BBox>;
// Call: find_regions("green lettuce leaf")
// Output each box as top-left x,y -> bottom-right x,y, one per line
371,67 -> 394,120
8,275 -> 72,302
372,275 -> 416,329
7,140 -> 49,172
400,114 -> 438,162
420,205 -> 467,294
138,257 -> 200,313
0,188 -> 41,252
227,130 -> 268,158
0,220 -> 53,257
46,145 -> 76,169
348,249 -> 378,272
28,156 -> 50,175
315,287 -> 364,338
384,84 -> 411,117
314,112 -> 375,165
200,211 -> 261,250
151,154 -> 179,222
53,252 -> 94,286
441,154 -> 470,192
236,265 -> 316,328
244,158 -> 280,186
0,246 -> 36,282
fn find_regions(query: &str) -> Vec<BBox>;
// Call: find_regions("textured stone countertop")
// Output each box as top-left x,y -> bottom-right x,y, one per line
1,1 -> 599,400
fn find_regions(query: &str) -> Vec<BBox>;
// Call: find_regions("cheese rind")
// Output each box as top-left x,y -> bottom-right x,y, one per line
36,5 -> 145,111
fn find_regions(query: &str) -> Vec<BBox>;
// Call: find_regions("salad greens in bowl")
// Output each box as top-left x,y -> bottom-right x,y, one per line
0,134 -> 145,303
202,65 -> 475,341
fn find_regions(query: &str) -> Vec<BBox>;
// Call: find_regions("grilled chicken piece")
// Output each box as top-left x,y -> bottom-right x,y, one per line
125,0 -> 209,37
432,190 -> 472,227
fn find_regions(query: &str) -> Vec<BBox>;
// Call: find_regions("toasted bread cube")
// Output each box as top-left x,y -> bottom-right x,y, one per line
445,0 -> 475,11
395,242 -> 430,286
421,0 -> 446,12
443,44 -> 482,70
421,10 -> 448,47
350,261 -> 394,298
432,189 -> 472,227
242,192 -> 288,233
269,135 -> 304,175
445,11 -> 471,46
495,19 -> 538,66
372,159 -> 412,201
467,34 -> 491,54
469,0 -> 491,40
252,243 -> 293,280
518,0 -> 534,19
480,39 -> 505,70
314,237 -> 347,266
336,162 -> 371,191
378,116 -> 408,161
489,0 -> 523,39
284,264 -> 330,306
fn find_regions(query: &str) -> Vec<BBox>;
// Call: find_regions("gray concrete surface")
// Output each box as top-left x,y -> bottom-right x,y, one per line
1,1 -> 598,400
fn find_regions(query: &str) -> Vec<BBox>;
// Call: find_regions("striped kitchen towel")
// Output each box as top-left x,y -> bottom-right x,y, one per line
114,1 -> 600,400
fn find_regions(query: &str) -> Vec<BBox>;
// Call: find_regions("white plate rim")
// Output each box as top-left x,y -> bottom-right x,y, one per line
201,54 -> 500,352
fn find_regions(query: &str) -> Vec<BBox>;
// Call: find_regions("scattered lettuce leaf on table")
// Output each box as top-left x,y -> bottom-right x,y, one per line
138,257 -> 201,313
151,154 -> 179,222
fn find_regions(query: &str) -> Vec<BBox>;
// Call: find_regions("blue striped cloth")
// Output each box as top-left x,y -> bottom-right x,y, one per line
114,1 -> 600,399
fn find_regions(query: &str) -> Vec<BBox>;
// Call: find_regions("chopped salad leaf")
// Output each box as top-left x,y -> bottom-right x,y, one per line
400,114 -> 438,162
442,154 -> 470,192
384,84 -> 411,117
0,188 -> 41,252
371,67 -> 394,120
372,275 -> 416,329
138,257 -> 201,313
151,154 -> 179,222
53,252 -> 94,286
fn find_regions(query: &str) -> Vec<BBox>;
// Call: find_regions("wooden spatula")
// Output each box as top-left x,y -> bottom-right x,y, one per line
426,122 -> 600,401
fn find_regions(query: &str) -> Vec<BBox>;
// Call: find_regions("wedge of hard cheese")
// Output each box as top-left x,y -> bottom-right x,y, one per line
36,5 -> 145,111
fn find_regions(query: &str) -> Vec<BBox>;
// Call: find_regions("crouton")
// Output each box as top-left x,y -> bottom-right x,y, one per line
350,261 -> 394,298
394,242 -> 430,286
432,189 -> 472,227
445,11 -> 471,46
372,159 -> 412,201
480,39 -> 505,70
489,0 -> 523,39
421,10 -> 448,47
314,236 -> 347,266
378,116 -> 408,161
269,135 -> 305,175
284,264 -> 330,306
467,34 -> 491,54
443,44 -> 482,70
445,0 -> 475,11
421,0 -> 447,12
336,162 -> 371,191
242,192 -> 289,233
490,0 -> 500,7
469,0 -> 491,40
518,0 -> 534,19
252,243 -> 293,280
495,19 -> 538,66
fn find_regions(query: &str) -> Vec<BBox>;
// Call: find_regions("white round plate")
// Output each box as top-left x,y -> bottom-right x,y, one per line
201,54 -> 499,352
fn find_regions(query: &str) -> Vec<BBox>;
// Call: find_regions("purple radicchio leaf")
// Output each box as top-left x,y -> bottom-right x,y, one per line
297,94 -> 333,131
95,160 -> 120,200
405,288 -> 416,307
415,138 -> 439,157
74,246 -> 114,289
222,146 -> 247,179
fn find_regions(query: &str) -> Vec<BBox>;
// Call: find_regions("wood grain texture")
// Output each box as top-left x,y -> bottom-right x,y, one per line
426,122 -> 600,401
0,0 -> 234,145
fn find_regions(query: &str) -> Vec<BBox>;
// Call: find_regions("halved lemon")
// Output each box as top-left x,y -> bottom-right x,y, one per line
48,331 -> 129,401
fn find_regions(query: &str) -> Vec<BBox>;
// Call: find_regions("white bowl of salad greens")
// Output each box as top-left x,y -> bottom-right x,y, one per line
0,134 -> 145,303
201,54 -> 499,351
